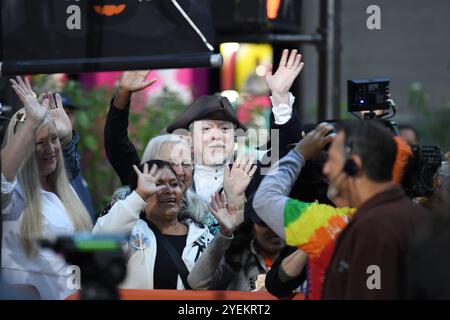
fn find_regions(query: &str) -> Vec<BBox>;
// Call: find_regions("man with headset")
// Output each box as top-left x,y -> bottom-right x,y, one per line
321,120 -> 426,299
254,120 -> 427,299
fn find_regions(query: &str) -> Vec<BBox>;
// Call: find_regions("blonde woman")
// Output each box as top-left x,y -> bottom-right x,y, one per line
1,77 -> 92,299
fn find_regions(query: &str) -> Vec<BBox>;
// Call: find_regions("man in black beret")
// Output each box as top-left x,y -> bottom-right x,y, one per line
166,94 -> 244,168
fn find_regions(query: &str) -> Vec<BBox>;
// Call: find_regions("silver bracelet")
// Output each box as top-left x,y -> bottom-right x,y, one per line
218,231 -> 234,240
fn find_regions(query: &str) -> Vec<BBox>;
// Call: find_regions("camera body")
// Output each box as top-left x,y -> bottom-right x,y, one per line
402,145 -> 443,198
320,78 -> 443,199
347,78 -> 390,113
40,233 -> 127,300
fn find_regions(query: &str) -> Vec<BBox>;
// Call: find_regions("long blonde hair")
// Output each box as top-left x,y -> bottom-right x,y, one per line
2,109 -> 93,256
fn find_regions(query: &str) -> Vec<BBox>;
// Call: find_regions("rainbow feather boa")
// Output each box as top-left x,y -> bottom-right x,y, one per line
284,199 -> 355,257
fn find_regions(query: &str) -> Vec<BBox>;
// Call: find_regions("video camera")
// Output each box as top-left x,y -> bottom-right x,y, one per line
321,78 -> 397,139
346,78 -> 400,135
402,145 -> 443,198
347,78 -> 390,113
322,78 -> 443,198
39,233 -> 128,300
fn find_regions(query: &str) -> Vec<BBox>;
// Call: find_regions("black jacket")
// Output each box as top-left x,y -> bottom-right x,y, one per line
104,100 -> 141,186
265,246 -> 307,298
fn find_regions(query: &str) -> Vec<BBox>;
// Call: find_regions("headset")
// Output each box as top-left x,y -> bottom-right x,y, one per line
343,158 -> 358,177
326,138 -> 360,200
342,141 -> 359,177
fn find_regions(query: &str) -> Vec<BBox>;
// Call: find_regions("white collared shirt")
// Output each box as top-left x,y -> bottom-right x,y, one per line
193,165 -> 224,203
1,174 -> 76,300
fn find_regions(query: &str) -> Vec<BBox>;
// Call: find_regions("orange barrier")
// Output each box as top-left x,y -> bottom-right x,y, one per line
66,289 -> 304,300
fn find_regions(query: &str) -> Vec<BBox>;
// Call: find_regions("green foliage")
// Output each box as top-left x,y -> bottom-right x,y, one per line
31,76 -> 186,214
63,80 -> 116,212
128,88 -> 187,152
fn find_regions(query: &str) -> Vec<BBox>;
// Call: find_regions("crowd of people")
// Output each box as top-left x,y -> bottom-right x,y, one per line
1,49 -> 449,300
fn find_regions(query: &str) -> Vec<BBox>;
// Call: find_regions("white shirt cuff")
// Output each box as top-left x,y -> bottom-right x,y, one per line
270,92 -> 295,125
1,173 -> 17,194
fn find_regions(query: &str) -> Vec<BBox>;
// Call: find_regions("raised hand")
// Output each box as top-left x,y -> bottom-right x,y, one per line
46,92 -> 73,148
223,153 -> 257,206
133,163 -> 165,201
10,76 -> 48,126
209,192 -> 244,237
295,122 -> 335,161
265,49 -> 304,105
119,70 -> 157,93
114,70 -> 158,110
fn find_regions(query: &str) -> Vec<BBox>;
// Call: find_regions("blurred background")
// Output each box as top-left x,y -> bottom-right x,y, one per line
1,0 -> 449,213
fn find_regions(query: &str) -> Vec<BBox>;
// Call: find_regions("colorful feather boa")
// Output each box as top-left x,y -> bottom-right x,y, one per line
284,199 -> 355,257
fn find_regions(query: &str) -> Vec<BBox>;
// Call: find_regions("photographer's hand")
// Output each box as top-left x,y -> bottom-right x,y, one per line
295,122 -> 335,160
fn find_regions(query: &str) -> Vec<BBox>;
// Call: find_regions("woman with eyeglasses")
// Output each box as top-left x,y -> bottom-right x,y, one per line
100,134 -> 210,225
1,77 -> 92,299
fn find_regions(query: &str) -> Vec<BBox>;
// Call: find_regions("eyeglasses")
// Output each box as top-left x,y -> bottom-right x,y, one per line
13,111 -> 27,133
168,162 -> 194,170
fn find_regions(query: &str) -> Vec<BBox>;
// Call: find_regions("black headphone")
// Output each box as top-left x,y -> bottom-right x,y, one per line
343,158 -> 358,176
342,143 -> 359,177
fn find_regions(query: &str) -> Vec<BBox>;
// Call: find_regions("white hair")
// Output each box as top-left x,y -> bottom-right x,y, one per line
141,134 -> 189,164
184,188 -> 209,222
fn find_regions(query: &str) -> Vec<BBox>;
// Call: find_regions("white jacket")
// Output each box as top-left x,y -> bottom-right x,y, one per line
1,174 -> 76,300
93,191 -> 214,289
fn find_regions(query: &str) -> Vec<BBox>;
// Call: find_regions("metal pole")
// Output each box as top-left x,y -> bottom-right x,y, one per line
318,0 -> 341,121
218,33 -> 323,44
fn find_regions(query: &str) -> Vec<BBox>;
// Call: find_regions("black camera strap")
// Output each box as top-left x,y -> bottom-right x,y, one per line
154,232 -> 192,290
140,213 -> 192,289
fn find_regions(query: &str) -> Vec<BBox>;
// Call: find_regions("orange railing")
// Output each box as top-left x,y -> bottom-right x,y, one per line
66,289 -> 304,300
